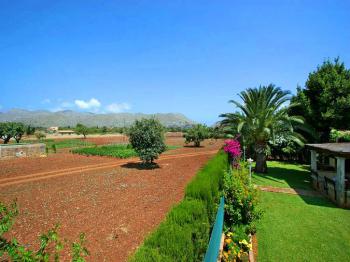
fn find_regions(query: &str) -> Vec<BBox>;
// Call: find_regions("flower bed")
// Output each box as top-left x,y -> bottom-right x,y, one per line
221,139 -> 261,262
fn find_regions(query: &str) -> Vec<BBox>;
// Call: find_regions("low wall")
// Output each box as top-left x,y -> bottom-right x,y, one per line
0,143 -> 46,160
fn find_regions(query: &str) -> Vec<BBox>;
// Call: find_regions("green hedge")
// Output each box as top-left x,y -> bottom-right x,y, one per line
130,150 -> 228,262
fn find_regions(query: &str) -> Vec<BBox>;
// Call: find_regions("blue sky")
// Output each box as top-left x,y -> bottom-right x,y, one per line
0,0 -> 349,124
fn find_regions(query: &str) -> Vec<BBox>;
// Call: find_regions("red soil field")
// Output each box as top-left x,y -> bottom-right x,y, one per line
0,137 -> 223,261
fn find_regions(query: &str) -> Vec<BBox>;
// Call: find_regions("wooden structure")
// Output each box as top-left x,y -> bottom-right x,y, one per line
305,143 -> 350,207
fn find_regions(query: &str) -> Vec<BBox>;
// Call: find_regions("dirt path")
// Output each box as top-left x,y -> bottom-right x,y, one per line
0,150 -> 217,187
257,185 -> 322,197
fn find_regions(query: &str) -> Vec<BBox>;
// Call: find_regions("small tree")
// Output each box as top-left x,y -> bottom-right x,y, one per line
184,124 -> 209,147
35,131 -> 47,140
128,118 -> 166,164
75,123 -> 89,139
13,123 -> 25,143
26,125 -> 36,135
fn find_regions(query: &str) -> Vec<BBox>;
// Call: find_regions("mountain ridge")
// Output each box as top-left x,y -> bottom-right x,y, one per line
0,109 -> 196,127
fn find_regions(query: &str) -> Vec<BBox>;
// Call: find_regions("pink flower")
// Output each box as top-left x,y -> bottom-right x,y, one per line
224,139 -> 242,158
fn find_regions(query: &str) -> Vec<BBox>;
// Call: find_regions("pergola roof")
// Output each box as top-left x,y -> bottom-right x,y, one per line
305,143 -> 350,158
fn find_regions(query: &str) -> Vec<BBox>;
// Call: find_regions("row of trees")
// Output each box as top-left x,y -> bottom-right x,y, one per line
219,58 -> 350,173
0,122 -> 36,144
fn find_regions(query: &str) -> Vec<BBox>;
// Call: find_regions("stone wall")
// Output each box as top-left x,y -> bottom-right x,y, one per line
0,143 -> 46,160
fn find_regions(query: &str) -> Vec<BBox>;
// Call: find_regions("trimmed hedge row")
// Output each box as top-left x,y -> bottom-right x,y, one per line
130,150 -> 228,262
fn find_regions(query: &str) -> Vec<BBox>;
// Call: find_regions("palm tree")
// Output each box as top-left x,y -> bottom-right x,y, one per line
220,84 -> 305,173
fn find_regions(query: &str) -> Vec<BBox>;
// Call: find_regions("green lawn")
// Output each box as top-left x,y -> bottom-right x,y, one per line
252,161 -> 311,190
257,191 -> 350,262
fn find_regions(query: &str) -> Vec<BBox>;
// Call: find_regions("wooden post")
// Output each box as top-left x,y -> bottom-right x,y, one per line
336,157 -> 346,205
310,150 -> 317,172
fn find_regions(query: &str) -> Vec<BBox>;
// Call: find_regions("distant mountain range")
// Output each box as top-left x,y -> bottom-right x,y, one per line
0,109 -> 196,128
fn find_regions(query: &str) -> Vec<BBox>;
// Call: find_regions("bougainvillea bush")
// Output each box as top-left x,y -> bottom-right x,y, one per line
223,139 -> 242,167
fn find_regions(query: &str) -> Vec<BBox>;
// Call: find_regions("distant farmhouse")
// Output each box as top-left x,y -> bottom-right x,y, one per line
58,130 -> 75,135
47,126 -> 59,133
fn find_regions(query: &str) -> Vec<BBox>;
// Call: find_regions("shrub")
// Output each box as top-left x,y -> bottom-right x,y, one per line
35,131 -> 46,140
184,124 -> 209,147
223,165 -> 261,233
128,119 -> 166,164
130,151 -> 228,262
185,150 -> 228,224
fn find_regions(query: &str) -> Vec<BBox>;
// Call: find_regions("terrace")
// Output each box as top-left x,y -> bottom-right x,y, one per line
305,143 -> 350,207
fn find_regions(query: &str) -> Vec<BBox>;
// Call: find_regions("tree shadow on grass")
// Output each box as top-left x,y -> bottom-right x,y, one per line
121,162 -> 160,170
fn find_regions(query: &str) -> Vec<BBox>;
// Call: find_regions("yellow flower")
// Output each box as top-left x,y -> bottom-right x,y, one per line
239,239 -> 249,246
225,238 -> 232,244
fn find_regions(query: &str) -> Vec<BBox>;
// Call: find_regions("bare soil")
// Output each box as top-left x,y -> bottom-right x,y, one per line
0,138 -> 223,261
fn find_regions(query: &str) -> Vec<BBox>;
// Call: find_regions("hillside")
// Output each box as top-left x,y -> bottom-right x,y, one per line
0,109 -> 195,127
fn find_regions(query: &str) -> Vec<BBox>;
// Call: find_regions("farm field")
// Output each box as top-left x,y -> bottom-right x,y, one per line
0,136 -> 223,261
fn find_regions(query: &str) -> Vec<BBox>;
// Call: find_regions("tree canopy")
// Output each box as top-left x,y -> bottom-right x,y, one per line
184,124 -> 209,147
290,58 -> 350,141
220,84 -> 305,173
128,118 -> 166,164
0,122 -> 26,144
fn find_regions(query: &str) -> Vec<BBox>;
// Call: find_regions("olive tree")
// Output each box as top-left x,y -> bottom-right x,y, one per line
184,124 -> 209,147
75,123 -> 89,139
128,118 -> 166,164
0,122 -> 25,144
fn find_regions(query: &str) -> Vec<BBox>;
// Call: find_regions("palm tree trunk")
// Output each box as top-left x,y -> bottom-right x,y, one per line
255,142 -> 268,173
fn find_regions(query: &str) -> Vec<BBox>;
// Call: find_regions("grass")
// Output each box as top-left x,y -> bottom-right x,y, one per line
252,161 -> 311,190
257,191 -> 350,262
24,139 -> 95,149
72,144 -> 180,158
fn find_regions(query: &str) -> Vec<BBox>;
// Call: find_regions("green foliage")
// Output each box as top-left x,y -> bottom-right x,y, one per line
51,144 -> 57,153
0,201 -> 89,262
329,128 -> 350,142
183,124 -> 209,147
35,131 -> 46,140
75,123 -> 89,139
223,165 -> 262,233
46,139 -> 93,149
220,84 -> 306,173
26,125 -> 36,135
72,233 -> 89,262
0,122 -> 26,144
72,144 -> 178,159
73,144 -> 136,158
185,150 -> 228,224
128,118 -> 166,164
130,151 -> 228,262
208,126 -> 225,140
290,58 -> 350,141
